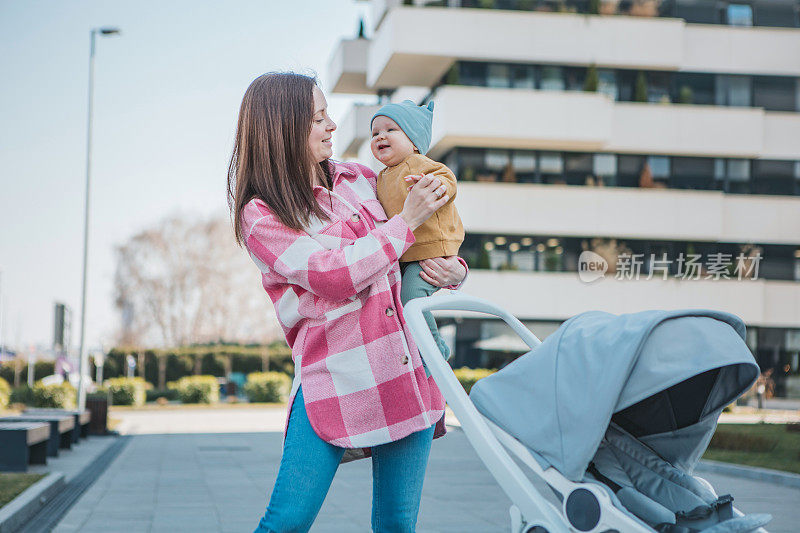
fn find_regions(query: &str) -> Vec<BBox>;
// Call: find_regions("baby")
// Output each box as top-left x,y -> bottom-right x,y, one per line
370,100 -> 465,374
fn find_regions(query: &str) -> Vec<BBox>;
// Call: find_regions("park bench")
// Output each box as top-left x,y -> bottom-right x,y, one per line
0,414 -> 74,458
24,408 -> 91,443
0,422 -> 50,472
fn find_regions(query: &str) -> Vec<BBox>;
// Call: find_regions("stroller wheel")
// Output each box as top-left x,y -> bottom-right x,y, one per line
523,527 -> 548,533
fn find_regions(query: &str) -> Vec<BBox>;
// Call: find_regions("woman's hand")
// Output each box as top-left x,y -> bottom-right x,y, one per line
418,256 -> 467,288
399,174 -> 449,231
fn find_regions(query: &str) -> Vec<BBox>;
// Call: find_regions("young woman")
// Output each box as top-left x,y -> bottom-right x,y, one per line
228,72 -> 467,532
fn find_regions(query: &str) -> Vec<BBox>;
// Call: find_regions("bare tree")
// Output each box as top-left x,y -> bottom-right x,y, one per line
114,215 -> 281,386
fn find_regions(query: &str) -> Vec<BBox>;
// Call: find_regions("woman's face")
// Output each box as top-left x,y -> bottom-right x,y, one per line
309,86 -> 336,163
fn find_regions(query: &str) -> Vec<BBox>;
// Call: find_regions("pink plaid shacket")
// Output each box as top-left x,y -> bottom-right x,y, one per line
242,160 -> 463,451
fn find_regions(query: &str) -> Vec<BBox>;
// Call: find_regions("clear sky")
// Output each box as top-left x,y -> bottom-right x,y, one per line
0,0 -> 371,351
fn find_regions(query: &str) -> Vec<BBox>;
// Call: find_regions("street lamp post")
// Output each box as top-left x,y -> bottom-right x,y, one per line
77,27 -> 120,412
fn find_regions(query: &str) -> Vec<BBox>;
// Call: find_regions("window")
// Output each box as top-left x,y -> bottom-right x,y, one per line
512,151 -> 536,183
671,0 -> 720,24
487,64 -> 511,88
753,1 -> 798,27
672,157 -> 715,190
485,149 -> 511,171
540,152 -> 564,184
753,76 -> 797,112
715,158 -> 751,193
460,62 -> 487,87
511,65 -> 536,89
647,72 -> 671,103
598,70 -> 618,100
753,159 -> 795,195
616,155 -> 645,187
540,66 -> 565,91
647,156 -> 671,179
716,75 -> 751,106
564,67 -> 586,92
564,152 -> 593,185
726,4 -> 753,26
594,154 -> 617,182
673,73 -> 715,105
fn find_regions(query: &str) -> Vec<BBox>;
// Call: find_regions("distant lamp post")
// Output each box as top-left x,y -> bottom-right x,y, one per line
77,27 -> 121,412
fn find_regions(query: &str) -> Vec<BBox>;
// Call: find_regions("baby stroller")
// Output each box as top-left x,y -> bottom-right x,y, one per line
403,293 -> 771,533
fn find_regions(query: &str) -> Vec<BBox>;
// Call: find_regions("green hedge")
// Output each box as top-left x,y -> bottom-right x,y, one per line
168,375 -> 219,404
244,372 -> 291,403
0,361 -> 55,384
0,377 -> 10,410
453,367 -> 496,395
104,377 -> 148,406
32,381 -> 76,409
145,388 -> 180,403
9,386 -> 34,406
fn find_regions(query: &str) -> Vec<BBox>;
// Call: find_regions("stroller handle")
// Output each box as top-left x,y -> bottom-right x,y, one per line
403,292 -> 567,532
403,292 -> 543,351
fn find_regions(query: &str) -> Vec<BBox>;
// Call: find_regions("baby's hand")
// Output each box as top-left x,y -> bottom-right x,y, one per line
403,173 -> 428,191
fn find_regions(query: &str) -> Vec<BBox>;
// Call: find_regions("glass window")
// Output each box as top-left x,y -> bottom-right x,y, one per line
512,151 -> 536,172
671,157 -> 718,190
648,156 -> 671,178
753,76 -> 797,112
540,66 -> 565,91
726,4 -> 753,26
511,64 -> 536,89
672,0 -> 720,24
594,154 -> 617,176
728,159 -> 751,182
564,67 -> 585,92
648,72 -> 672,103
565,153 -> 593,173
598,70 -> 618,100
459,147 -> 485,168
539,152 -> 564,174
716,75 -> 751,107
460,62 -> 487,86
487,64 -> 511,88
753,160 -> 795,195
754,1 -> 798,27
618,155 -> 645,175
485,149 -> 511,170
673,73 -> 715,105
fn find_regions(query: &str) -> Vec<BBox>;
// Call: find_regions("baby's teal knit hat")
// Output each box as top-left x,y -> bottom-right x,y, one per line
371,100 -> 435,155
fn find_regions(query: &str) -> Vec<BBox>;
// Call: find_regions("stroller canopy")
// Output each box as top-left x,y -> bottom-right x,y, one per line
470,309 -> 760,482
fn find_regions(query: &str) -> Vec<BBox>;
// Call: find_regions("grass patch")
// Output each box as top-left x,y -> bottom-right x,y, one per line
0,473 -> 48,508
704,423 -> 800,475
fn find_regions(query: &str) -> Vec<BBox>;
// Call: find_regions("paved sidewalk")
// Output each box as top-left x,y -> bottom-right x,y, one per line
52,407 -> 800,532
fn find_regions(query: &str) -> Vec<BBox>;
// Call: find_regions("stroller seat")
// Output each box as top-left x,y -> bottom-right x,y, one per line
589,423 -> 770,532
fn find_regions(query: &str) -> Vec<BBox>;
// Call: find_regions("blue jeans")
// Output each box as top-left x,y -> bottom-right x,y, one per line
254,387 -> 435,533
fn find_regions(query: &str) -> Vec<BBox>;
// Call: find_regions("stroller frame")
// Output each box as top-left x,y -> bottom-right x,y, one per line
404,293 -> 754,533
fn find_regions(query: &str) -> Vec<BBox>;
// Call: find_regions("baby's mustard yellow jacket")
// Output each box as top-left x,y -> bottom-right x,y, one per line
376,153 -> 464,262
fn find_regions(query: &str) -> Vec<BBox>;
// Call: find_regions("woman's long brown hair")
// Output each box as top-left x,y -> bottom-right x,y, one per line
228,72 -> 331,245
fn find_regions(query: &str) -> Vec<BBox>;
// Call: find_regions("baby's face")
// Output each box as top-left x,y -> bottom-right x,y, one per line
370,116 -> 417,167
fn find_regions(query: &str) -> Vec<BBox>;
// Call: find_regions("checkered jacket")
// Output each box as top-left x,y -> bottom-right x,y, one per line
242,160 -> 460,449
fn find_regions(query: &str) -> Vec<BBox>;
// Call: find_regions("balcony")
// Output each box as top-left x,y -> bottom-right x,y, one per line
334,103 -> 380,159
455,181 -> 800,245
359,7 -> 800,91
456,270 -> 800,328
425,85 -> 800,160
328,38 -> 371,94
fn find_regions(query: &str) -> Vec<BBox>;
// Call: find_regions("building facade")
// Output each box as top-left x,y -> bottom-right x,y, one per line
328,0 -> 800,397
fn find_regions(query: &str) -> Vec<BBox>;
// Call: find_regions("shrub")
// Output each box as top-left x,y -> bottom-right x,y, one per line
453,367 -> 496,395
145,388 -> 180,403
104,377 -> 148,406
9,386 -> 34,406
168,375 -> 219,404
244,372 -> 291,403
0,377 -> 10,410
32,381 -> 76,409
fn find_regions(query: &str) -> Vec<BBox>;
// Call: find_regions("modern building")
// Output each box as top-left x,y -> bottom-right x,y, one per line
328,0 -> 800,397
